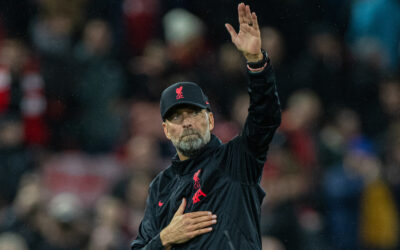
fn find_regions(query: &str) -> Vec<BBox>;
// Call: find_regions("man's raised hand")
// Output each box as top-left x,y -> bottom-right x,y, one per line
225,3 -> 263,62
160,198 -> 217,247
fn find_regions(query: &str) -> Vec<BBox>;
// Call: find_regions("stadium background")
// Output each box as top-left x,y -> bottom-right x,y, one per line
0,0 -> 399,249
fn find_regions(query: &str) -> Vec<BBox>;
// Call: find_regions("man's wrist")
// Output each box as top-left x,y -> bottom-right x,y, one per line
247,49 -> 268,65
160,228 -> 171,247
247,49 -> 268,72
245,52 -> 264,63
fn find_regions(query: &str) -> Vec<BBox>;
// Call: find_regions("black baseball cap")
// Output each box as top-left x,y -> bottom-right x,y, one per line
160,82 -> 211,120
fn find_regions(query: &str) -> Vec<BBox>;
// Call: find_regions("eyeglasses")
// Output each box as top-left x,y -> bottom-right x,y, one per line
167,109 -> 204,124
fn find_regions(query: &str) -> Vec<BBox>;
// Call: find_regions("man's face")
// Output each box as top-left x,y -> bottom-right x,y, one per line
162,106 -> 214,158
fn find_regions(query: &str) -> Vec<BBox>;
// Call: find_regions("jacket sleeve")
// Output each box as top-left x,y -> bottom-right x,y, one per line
131,181 -> 164,250
225,60 -> 281,183
242,60 -> 281,160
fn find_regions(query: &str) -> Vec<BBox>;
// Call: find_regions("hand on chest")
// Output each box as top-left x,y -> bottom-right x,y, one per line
156,164 -> 229,227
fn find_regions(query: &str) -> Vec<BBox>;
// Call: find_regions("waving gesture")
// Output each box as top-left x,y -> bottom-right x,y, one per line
225,3 -> 263,63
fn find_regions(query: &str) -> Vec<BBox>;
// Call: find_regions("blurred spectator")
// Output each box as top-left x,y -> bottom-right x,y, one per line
28,0 -> 82,150
0,232 -> 28,250
322,149 -> 362,248
319,107 -> 363,167
30,12 -> 74,57
261,131 -> 329,250
163,8 -> 205,68
347,0 -> 400,71
213,43 -> 247,118
87,195 -> 128,250
0,39 -> 45,206
161,8 -> 221,107
127,40 -> 169,100
261,236 -> 286,250
0,116 -> 35,206
72,19 -> 125,152
358,157 -> 399,249
260,139 -> 305,250
30,0 -> 87,56
122,0 -> 160,55
352,75 -> 400,140
124,172 -> 152,236
122,135 -> 165,173
35,193 -> 90,250
322,133 -> 400,249
260,90 -> 324,250
292,25 -> 351,110
379,78 -> 400,123
112,170 -> 153,239
0,39 -> 48,145
129,101 -> 165,140
260,27 -> 293,107
280,90 -> 321,168
261,27 -> 286,67
0,173 -> 44,248
231,92 -> 250,128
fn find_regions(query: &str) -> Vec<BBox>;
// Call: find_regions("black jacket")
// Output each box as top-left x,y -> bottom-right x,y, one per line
131,63 -> 281,249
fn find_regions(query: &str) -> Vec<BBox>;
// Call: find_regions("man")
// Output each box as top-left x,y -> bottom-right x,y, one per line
131,3 -> 281,249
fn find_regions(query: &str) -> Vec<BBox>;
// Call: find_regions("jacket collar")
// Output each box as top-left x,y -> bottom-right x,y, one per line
171,134 -> 221,176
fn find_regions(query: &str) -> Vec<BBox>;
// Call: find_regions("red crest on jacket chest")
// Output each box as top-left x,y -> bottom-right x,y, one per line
193,169 -> 201,189
192,188 -> 207,204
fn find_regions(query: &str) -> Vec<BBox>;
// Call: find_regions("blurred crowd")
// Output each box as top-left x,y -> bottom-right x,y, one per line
0,0 -> 399,249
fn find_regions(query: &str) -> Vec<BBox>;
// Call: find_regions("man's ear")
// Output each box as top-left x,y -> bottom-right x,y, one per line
208,112 -> 215,131
162,122 -> 171,139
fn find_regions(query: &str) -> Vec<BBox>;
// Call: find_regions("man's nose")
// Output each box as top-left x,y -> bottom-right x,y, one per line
181,112 -> 194,127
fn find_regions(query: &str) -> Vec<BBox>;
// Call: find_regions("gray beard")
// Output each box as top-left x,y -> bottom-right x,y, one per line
172,128 -> 211,158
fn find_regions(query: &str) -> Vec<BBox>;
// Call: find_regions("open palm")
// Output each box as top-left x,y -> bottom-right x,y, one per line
225,3 -> 262,61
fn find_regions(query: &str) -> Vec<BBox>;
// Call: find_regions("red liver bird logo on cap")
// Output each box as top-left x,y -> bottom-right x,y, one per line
176,86 -> 184,100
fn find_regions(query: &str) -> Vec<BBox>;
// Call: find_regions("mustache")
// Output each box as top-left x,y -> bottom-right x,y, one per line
180,129 -> 201,139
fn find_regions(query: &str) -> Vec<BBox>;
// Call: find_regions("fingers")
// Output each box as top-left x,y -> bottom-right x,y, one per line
239,3 -> 252,25
190,214 -> 217,226
245,4 -> 252,24
164,210 -> 217,245
238,3 -> 252,25
225,23 -> 237,40
237,3 -> 258,30
191,218 -> 217,231
186,213 -> 217,233
175,198 -> 186,216
187,211 -> 213,218
238,2 -> 246,24
251,12 -> 259,30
